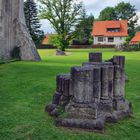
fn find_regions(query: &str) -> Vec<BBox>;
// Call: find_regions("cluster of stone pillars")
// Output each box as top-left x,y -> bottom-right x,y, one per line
46,52 -> 132,131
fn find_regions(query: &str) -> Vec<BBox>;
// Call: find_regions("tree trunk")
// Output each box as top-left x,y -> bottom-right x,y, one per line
0,0 -> 41,61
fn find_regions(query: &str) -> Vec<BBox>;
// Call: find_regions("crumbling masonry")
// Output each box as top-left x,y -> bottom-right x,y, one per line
46,52 -> 132,131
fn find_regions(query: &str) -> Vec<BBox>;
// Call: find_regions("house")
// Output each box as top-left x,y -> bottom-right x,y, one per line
42,35 -> 49,45
130,32 -> 140,45
40,34 -> 57,49
92,20 -> 128,45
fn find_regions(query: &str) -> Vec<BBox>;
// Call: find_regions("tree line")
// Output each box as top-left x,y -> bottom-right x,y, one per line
24,0 -> 140,51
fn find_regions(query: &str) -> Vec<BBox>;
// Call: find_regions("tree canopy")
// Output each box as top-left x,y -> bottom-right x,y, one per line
38,0 -> 83,51
115,2 -> 137,37
99,7 -> 117,20
74,10 -> 94,43
98,2 -> 138,37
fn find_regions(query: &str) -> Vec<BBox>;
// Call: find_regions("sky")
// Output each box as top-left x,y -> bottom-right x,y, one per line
40,0 -> 140,34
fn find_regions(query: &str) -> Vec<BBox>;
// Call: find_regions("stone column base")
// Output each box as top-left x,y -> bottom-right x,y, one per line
55,116 -> 105,131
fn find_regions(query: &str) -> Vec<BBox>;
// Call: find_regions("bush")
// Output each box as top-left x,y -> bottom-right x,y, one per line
47,35 -> 61,48
119,42 -> 140,52
47,35 -> 69,51
125,35 -> 132,42
130,44 -> 140,51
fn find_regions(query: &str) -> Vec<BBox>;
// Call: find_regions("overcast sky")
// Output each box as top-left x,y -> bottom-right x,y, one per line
40,0 -> 140,33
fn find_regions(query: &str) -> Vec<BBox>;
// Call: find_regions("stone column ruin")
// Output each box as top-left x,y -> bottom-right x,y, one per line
46,52 -> 132,131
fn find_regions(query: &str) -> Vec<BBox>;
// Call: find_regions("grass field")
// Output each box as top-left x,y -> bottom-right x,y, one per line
0,49 -> 140,140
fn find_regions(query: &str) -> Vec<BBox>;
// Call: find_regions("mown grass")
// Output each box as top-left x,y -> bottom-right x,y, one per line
0,49 -> 140,140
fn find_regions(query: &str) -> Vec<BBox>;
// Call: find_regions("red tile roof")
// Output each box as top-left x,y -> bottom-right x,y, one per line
42,35 -> 49,45
130,32 -> 140,44
92,20 -> 128,37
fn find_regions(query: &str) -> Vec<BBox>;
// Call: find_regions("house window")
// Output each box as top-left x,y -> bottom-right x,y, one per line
98,37 -> 103,42
107,28 -> 120,32
120,37 -> 122,40
108,37 -> 114,42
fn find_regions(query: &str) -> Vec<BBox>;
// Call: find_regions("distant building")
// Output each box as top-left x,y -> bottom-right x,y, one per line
92,20 -> 128,45
42,35 -> 49,45
130,32 -> 140,45
41,34 -> 57,45
39,34 -> 57,49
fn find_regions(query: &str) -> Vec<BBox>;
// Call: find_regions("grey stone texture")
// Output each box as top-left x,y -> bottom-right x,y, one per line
46,52 -> 132,131
0,0 -> 40,61
89,52 -> 102,62
56,50 -> 66,56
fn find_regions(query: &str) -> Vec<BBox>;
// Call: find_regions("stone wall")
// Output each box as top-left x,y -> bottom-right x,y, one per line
0,0 -> 40,61
46,52 -> 132,131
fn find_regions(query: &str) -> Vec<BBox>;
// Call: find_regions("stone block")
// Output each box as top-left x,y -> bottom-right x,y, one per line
55,117 -> 105,131
113,98 -> 126,110
89,52 -> 102,62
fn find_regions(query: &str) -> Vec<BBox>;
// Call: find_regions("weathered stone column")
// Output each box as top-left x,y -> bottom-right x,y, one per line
101,66 -> 109,99
93,67 -> 101,102
114,66 -> 125,98
46,74 -> 70,116
113,65 -> 126,110
99,65 -> 114,113
53,74 -> 70,106
113,56 -> 125,69
108,66 -> 114,99
70,66 -> 94,103
66,66 -> 99,119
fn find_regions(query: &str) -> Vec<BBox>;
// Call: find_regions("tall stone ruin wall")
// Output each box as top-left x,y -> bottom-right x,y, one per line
46,52 -> 132,131
0,0 -> 40,61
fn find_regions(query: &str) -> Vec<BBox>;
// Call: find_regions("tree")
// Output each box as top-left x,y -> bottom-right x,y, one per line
98,2 -> 138,37
115,2 -> 138,37
99,7 -> 117,20
0,0 -> 40,61
38,0 -> 83,51
74,9 -> 87,41
24,0 -> 44,47
74,10 -> 94,43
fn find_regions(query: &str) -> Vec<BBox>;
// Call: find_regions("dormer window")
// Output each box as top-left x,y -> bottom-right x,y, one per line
107,28 -> 120,32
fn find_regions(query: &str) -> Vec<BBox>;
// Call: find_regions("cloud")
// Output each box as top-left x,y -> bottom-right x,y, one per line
40,19 -> 55,33
84,0 -> 140,17
137,12 -> 140,25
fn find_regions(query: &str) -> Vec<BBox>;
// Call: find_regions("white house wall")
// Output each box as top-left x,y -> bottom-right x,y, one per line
94,36 -> 126,45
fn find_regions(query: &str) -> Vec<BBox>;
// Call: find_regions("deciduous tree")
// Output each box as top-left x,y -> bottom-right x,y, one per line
38,0 -> 83,51
115,2 -> 138,37
98,2 -> 138,37
99,7 -> 117,21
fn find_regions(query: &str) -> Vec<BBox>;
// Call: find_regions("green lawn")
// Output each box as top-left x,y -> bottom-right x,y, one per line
0,49 -> 140,140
